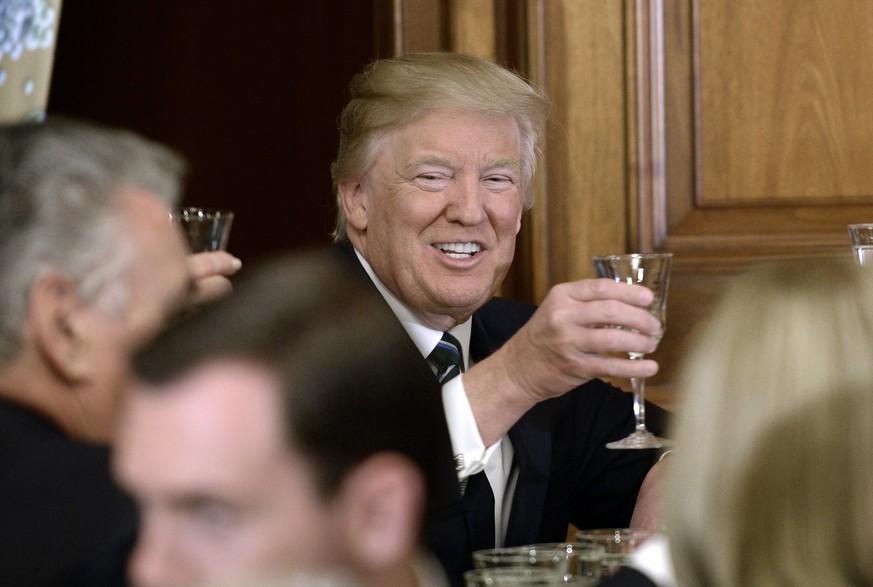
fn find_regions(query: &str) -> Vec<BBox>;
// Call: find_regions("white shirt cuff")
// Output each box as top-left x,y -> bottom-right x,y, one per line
441,373 -> 502,479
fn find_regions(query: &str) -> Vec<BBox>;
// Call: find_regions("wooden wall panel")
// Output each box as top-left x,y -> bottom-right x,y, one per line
641,0 -> 873,405
660,0 -> 873,258
535,1 -> 629,288
450,0 -> 497,59
542,0 -> 628,284
698,0 -> 873,204
375,0 -> 448,55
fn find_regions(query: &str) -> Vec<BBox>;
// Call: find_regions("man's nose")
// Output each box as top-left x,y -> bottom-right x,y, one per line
128,521 -> 186,587
445,176 -> 486,225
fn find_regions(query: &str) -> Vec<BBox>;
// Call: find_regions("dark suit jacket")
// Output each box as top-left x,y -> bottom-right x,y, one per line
336,243 -> 668,587
0,399 -> 135,586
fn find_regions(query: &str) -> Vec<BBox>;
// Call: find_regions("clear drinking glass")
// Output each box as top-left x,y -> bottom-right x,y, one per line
592,252 -> 672,449
847,224 -> 873,265
574,528 -> 654,578
473,545 -> 569,573
473,544 -> 604,585
171,207 -> 234,252
522,543 -> 604,584
464,567 -> 566,586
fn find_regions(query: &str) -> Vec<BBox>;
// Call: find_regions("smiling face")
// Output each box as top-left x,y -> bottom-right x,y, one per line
340,108 -> 524,330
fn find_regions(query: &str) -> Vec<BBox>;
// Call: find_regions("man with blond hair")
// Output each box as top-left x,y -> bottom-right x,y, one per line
331,52 -> 668,583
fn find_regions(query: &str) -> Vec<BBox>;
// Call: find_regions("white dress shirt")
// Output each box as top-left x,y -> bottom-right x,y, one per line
355,250 -> 516,545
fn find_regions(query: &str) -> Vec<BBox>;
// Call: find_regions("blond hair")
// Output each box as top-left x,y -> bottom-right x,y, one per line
666,256 -> 873,586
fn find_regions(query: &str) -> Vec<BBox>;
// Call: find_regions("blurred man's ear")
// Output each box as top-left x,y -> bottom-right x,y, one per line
335,452 -> 425,573
28,271 -> 93,382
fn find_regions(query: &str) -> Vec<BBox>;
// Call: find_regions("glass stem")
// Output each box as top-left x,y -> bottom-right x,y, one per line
629,361 -> 648,434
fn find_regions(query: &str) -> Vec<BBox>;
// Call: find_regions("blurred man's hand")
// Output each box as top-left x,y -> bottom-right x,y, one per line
186,251 -> 242,306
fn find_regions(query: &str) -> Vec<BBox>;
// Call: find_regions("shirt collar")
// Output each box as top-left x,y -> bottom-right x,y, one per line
354,248 -> 472,366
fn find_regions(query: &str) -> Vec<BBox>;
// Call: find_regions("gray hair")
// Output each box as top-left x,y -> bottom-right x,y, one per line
330,52 -> 550,241
0,117 -> 186,365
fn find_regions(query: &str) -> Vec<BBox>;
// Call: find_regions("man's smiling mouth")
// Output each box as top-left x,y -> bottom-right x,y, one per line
434,242 -> 482,259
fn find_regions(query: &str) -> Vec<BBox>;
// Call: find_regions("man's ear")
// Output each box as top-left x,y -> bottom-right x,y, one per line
28,271 -> 92,382
335,452 -> 425,573
337,179 -> 369,232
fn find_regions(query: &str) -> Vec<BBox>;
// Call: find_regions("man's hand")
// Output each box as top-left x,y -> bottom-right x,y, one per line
465,278 -> 662,445
186,251 -> 242,307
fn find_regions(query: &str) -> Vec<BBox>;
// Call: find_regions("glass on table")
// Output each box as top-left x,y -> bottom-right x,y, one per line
473,543 -> 603,585
171,207 -> 234,252
473,545 -> 568,572
464,567 -> 565,586
574,528 -> 654,578
523,543 -> 604,585
848,224 -> 873,265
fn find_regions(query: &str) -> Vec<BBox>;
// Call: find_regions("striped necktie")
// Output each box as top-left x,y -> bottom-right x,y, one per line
428,332 -> 465,384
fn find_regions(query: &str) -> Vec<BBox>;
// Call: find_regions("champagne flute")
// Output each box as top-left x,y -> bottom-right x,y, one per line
592,252 -> 672,449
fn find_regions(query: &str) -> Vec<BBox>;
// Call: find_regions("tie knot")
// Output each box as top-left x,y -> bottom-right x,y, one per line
428,332 -> 465,384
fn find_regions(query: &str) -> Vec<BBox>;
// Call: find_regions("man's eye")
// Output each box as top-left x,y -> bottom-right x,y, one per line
417,172 -> 450,182
482,175 -> 514,191
186,500 -> 237,532
414,173 -> 450,191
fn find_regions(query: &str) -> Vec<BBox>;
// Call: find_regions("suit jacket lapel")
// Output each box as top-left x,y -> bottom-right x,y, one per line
504,409 -> 551,545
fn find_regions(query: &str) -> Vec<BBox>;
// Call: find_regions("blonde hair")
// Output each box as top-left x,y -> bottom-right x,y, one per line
667,256 -> 873,586
330,52 -> 550,241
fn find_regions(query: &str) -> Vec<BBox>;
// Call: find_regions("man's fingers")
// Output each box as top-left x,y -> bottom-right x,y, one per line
569,278 -> 654,307
186,251 -> 242,280
190,275 -> 234,306
185,251 -> 242,307
592,354 -> 659,380
585,325 -> 660,356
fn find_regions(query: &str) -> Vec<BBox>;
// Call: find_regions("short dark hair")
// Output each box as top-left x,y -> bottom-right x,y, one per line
132,249 -> 456,526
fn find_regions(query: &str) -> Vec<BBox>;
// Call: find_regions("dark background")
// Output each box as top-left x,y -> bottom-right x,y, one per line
48,3 -> 378,263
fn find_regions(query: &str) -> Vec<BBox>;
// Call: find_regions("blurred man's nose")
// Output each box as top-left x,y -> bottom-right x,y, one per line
128,522 -> 186,587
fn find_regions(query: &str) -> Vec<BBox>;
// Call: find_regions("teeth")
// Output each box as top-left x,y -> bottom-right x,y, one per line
435,242 -> 481,258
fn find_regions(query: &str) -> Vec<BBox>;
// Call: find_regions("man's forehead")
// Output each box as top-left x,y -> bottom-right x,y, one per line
117,364 -> 296,495
131,360 -> 280,419
122,361 -> 285,459
116,184 -> 169,213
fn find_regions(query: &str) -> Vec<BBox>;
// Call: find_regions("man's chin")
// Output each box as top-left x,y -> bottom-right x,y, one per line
433,293 -> 492,322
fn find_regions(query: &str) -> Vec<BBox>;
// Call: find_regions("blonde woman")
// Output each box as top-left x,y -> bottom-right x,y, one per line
666,256 -> 873,585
